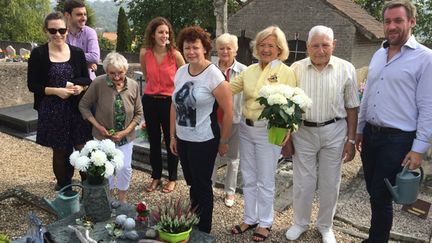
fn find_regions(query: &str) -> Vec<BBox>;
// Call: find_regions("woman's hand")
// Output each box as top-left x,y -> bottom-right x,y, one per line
170,137 -> 178,156
111,130 -> 128,142
71,85 -> 84,95
56,87 -> 75,99
218,143 -> 229,157
96,124 -> 110,138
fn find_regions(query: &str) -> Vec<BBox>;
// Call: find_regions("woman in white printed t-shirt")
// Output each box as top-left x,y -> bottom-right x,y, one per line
169,26 -> 233,234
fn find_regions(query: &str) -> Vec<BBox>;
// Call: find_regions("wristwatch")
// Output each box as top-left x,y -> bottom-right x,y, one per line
347,139 -> 356,145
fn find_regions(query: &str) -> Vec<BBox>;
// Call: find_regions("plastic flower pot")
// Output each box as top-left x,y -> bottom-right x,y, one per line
158,227 -> 192,243
268,126 -> 288,145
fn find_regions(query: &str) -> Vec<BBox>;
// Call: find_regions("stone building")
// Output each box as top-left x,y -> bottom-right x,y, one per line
228,0 -> 384,67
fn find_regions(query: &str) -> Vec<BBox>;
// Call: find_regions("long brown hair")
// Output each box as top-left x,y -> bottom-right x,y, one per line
141,17 -> 177,53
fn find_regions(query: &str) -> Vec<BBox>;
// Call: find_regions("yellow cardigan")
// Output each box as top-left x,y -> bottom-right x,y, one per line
230,60 -> 297,121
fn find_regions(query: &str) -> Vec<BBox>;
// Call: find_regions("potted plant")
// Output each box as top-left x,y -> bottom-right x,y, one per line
150,197 -> 199,243
69,139 -> 124,185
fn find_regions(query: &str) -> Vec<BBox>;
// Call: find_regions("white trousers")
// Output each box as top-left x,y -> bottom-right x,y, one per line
108,142 -> 133,191
292,119 -> 346,230
212,123 -> 240,195
239,121 -> 281,228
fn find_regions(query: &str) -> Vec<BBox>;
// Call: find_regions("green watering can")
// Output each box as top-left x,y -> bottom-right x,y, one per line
384,164 -> 424,205
44,184 -> 83,219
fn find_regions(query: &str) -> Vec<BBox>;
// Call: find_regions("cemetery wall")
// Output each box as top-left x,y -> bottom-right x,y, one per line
0,62 -> 141,108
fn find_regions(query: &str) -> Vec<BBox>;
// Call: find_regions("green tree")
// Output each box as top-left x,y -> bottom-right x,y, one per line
355,0 -> 432,44
116,0 -> 241,52
54,0 -> 96,28
116,7 -> 131,52
0,0 -> 50,43
98,33 -> 116,51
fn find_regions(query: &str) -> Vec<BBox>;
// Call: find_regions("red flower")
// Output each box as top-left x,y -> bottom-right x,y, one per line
136,202 -> 147,212
136,215 -> 147,222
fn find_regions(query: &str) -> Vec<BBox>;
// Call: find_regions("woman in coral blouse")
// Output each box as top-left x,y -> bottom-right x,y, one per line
139,17 -> 185,193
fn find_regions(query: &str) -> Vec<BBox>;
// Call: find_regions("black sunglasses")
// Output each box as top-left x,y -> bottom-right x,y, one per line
47,28 -> 67,35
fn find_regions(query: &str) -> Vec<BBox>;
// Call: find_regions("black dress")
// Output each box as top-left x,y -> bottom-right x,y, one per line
36,62 -> 92,149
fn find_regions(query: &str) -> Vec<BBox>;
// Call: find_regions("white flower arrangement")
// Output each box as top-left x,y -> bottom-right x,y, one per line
257,84 -> 312,131
70,139 -> 124,178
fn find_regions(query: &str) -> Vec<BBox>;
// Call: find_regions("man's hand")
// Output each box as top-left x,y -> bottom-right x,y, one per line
281,137 -> 295,157
402,151 -> 423,170
342,142 -> 356,163
355,134 -> 363,152
88,63 -> 98,72
111,130 -> 128,142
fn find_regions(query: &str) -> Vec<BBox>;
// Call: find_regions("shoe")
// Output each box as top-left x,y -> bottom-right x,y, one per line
162,181 -> 176,193
231,223 -> 258,235
145,179 -> 161,192
285,224 -> 307,240
224,195 -> 235,207
252,227 -> 271,242
319,229 -> 336,243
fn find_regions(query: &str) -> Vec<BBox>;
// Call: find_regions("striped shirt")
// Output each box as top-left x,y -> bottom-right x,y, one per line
291,56 -> 359,122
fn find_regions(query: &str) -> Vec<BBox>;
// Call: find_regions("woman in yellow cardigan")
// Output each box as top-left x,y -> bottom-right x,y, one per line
230,26 -> 296,242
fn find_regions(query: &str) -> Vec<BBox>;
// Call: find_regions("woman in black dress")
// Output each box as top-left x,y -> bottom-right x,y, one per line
27,12 -> 92,190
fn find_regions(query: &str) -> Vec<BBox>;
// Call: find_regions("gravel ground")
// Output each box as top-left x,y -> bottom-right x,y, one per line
0,131 -> 366,242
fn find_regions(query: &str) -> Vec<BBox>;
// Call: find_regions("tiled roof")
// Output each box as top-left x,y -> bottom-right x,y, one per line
102,32 -> 117,43
325,0 -> 384,39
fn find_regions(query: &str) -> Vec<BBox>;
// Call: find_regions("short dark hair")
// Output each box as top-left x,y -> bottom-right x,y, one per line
382,0 -> 416,20
44,12 -> 66,30
177,26 -> 212,59
64,0 -> 85,14
141,17 -> 177,52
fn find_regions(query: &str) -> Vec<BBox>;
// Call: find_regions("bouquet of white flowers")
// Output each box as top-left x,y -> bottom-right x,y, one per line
70,139 -> 124,179
257,84 -> 312,145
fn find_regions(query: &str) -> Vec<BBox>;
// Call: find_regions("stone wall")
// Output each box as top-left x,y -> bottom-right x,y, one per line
0,62 -> 141,108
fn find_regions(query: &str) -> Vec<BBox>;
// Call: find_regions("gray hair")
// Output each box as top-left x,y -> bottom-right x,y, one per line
216,33 -> 239,51
102,52 -> 128,72
307,25 -> 334,43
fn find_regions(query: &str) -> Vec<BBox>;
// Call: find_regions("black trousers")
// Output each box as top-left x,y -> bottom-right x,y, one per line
142,95 -> 178,181
177,137 -> 219,233
361,124 -> 415,243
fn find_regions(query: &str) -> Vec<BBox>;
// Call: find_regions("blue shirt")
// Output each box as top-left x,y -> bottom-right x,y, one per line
357,36 -> 432,153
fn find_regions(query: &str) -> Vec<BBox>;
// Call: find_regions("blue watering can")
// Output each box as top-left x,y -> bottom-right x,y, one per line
384,164 -> 423,205
43,184 -> 83,219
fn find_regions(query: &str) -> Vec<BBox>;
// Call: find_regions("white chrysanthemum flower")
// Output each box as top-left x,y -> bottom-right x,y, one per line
267,93 -> 288,105
99,139 -> 116,154
75,156 -> 90,172
80,140 -> 99,156
91,150 -> 107,167
282,105 -> 295,115
258,85 -> 272,98
104,161 -> 115,178
112,155 -> 124,170
69,151 -> 80,166
293,87 -> 306,96
291,94 -> 306,108
280,85 -> 294,98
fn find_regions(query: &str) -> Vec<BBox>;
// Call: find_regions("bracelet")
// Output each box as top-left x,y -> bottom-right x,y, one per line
219,138 -> 229,144
170,136 -> 176,140
347,139 -> 355,145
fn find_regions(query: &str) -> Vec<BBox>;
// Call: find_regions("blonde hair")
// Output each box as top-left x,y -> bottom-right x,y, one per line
102,52 -> 129,72
251,26 -> 289,61
216,33 -> 239,51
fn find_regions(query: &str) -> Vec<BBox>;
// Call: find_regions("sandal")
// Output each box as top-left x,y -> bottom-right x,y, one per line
145,179 -> 161,192
252,227 -> 271,242
231,223 -> 258,235
162,181 -> 176,193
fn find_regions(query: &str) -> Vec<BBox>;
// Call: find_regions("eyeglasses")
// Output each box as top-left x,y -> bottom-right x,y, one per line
47,28 -> 67,35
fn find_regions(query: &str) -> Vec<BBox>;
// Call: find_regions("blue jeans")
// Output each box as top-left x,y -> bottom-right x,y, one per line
361,124 -> 415,243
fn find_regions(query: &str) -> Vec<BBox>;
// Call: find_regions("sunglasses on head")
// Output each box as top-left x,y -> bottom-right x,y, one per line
47,28 -> 67,35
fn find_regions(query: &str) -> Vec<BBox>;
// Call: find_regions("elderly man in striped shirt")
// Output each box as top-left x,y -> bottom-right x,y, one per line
284,25 -> 360,243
